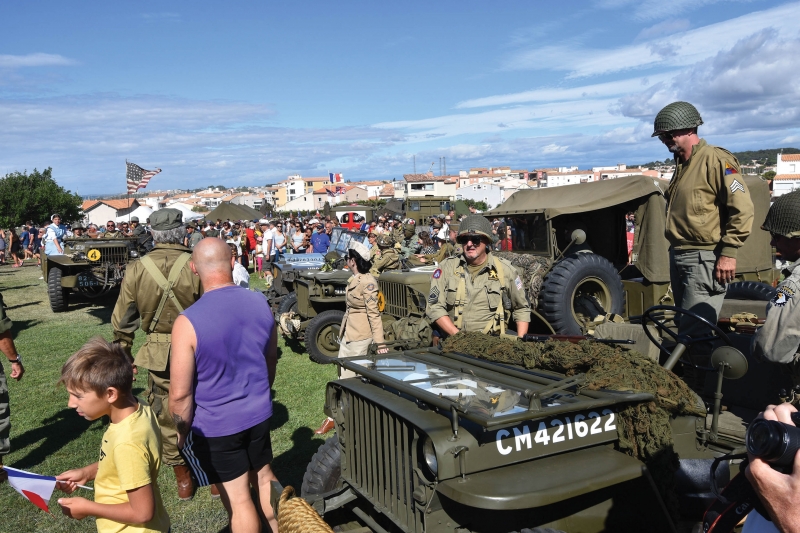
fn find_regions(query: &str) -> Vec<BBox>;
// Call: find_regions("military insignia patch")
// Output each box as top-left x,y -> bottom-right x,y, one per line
366,283 -> 375,291
488,270 -> 499,281
771,286 -> 795,307
429,286 -> 440,303
432,269 -> 442,279
730,179 -> 745,194
515,276 -> 523,291
725,162 -> 739,176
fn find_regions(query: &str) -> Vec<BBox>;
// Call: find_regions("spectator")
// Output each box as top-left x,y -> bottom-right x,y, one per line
271,223 -> 286,262
262,221 -> 275,262
19,226 -> 31,261
55,337 -> 169,532
86,224 -> 99,239
302,228 -> 313,253
310,223 -> 330,255
0,290 -> 25,484
8,230 -> 23,268
170,238 -> 279,533
229,244 -> 250,289
245,222 -> 257,263
417,231 -> 437,255
0,230 -> 5,264
289,222 -> 304,254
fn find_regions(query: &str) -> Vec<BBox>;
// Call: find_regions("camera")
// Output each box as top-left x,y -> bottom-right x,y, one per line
746,417 -> 800,468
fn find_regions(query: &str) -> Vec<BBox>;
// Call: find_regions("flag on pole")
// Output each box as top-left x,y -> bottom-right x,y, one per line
329,173 -> 342,183
3,466 -> 57,512
126,162 -> 162,194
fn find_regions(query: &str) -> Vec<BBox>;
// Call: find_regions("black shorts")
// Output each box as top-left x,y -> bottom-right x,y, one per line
181,418 -> 273,486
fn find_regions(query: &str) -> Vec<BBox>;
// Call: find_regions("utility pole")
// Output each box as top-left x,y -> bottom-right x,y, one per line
413,155 -> 416,175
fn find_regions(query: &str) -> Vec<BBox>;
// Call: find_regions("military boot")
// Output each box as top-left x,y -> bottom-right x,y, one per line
173,465 -> 195,501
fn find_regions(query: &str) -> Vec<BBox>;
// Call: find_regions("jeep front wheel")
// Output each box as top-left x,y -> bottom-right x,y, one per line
306,310 -> 345,364
47,266 -> 71,312
276,292 -> 298,316
539,253 -> 624,335
301,435 -> 341,498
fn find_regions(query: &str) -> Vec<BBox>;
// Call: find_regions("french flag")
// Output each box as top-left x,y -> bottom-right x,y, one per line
329,173 -> 343,183
4,466 -> 57,512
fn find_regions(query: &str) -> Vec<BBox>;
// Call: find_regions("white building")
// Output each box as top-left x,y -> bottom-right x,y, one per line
773,153 -> 800,197
403,173 -> 457,198
282,191 -> 316,212
81,199 -> 140,227
540,171 -> 594,188
455,183 -> 504,210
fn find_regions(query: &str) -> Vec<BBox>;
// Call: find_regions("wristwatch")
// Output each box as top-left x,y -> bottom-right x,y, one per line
8,355 -> 21,364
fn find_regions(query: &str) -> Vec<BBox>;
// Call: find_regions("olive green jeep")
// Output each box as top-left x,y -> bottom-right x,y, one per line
281,302 -> 790,533
43,236 -> 143,312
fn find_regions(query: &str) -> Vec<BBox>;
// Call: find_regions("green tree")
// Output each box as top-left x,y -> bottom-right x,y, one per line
461,199 -> 489,211
763,170 -> 776,180
0,168 -> 82,227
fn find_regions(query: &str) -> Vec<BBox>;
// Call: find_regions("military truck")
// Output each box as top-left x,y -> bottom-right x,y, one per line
484,175 -> 775,335
43,236 -> 143,312
404,197 -> 452,226
289,303 -> 789,532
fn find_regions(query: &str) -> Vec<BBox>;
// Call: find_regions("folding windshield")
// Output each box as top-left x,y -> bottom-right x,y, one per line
491,214 -> 549,255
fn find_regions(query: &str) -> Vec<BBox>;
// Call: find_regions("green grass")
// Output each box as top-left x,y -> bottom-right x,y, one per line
0,260 -> 335,532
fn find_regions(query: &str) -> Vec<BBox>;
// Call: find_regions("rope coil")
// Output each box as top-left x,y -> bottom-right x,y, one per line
277,486 -> 334,533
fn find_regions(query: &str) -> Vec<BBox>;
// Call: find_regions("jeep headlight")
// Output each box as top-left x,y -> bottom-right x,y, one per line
129,250 -> 139,258
423,437 -> 438,476
334,286 -> 346,296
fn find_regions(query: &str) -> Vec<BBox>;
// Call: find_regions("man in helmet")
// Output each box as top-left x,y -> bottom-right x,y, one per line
396,224 -> 419,260
653,101 -> 754,384
753,190 -> 800,367
426,215 -> 530,337
369,233 -> 400,276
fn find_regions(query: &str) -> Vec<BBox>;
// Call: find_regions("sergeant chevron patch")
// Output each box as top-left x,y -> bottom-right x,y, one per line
730,179 -> 745,194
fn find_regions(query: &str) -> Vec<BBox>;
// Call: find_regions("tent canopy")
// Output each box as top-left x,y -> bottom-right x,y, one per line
204,202 -> 261,222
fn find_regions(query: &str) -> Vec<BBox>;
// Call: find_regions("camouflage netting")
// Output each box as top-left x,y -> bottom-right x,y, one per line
494,252 -> 552,309
442,331 -> 705,521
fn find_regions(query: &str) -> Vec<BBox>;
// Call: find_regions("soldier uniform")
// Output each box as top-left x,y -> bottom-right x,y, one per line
755,191 -> 800,367
131,216 -> 147,238
397,225 -> 418,260
0,292 -> 22,464
110,208 -> 202,500
186,225 -> 203,249
427,215 -> 530,336
369,244 -> 381,262
370,234 -> 400,276
103,229 -> 125,239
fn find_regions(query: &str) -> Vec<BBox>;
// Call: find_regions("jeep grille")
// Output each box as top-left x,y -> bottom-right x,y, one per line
341,389 -> 425,533
89,246 -> 129,264
379,281 -> 425,318
295,282 -> 310,315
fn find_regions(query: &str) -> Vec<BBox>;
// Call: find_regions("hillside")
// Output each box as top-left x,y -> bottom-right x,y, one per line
638,147 -> 800,169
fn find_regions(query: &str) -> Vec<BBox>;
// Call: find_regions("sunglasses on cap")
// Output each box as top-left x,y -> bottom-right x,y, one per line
456,233 -> 487,245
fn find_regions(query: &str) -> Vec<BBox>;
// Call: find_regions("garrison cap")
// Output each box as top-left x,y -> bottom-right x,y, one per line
349,241 -> 370,261
459,215 -> 496,243
150,208 -> 184,231
652,101 -> 703,137
762,190 -> 800,238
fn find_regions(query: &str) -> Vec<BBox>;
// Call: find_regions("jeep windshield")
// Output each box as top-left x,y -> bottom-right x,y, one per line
341,348 -> 652,429
494,214 -> 549,255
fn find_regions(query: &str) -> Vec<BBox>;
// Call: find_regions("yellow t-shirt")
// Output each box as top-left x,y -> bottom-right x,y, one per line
95,402 -> 170,533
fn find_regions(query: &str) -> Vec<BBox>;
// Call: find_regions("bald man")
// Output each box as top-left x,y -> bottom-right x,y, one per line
169,237 -> 279,533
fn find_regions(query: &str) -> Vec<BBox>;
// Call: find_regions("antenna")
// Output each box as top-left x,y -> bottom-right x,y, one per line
413,155 -> 416,175
443,156 -> 446,176
428,162 -> 435,173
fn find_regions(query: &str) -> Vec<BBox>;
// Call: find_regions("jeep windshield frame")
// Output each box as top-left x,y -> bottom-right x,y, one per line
340,348 -> 652,429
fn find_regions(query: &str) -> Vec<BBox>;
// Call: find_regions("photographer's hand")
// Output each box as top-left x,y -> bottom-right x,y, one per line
746,403 -> 800,533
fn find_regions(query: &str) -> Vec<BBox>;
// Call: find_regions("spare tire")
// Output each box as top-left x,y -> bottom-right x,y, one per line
305,309 -> 345,364
725,281 -> 776,302
539,253 -> 624,335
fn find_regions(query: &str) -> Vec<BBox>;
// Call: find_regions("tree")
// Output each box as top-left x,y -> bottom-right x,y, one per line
0,168 -> 82,227
461,199 -> 489,211
763,170 -> 776,180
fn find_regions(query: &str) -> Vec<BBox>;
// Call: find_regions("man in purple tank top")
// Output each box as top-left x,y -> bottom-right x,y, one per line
169,238 -> 279,533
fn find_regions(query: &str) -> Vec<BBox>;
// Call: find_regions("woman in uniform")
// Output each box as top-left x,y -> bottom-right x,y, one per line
314,241 -> 386,435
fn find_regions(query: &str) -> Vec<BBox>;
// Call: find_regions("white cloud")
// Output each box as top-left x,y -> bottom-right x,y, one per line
594,0 -> 755,22
0,53 -> 76,68
634,19 -> 691,42
504,2 -> 800,77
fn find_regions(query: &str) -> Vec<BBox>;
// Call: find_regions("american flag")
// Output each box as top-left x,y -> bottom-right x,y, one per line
126,162 -> 161,194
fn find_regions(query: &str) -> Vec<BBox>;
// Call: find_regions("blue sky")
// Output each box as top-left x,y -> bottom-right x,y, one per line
1,0 -> 798,195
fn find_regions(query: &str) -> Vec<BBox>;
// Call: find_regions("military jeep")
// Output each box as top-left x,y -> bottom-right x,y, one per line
264,252 -> 327,314
290,301 -> 792,533
43,236 -> 143,312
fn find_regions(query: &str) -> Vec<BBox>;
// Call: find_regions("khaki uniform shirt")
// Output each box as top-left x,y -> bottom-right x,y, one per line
426,253 -> 531,333
187,231 -> 203,249
369,246 -> 381,262
755,261 -> 800,364
340,273 -> 384,344
665,139 -> 754,258
370,248 -> 400,276
103,230 -> 125,239
111,244 -> 202,371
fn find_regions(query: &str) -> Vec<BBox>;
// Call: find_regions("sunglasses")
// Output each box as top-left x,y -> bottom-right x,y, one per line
106,224 -> 115,227
657,129 -> 691,142
456,234 -> 486,245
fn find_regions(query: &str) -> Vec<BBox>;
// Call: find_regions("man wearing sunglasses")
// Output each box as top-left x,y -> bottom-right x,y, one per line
653,102 -> 754,391
426,215 -> 530,338
102,221 -> 125,239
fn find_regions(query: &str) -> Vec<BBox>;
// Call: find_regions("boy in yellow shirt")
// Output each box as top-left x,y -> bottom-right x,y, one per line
55,337 -> 170,533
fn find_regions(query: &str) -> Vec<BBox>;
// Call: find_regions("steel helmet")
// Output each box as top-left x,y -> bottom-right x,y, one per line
652,101 -> 704,137
458,215 -> 496,243
376,233 -> 395,248
762,190 -> 800,238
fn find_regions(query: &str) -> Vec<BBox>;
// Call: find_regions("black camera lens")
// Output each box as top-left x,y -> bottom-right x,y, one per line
746,418 -> 800,468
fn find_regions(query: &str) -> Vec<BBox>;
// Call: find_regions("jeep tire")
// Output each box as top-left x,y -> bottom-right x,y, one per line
301,435 -> 341,498
276,292 -> 298,316
306,309 -> 345,364
725,281 -> 776,302
47,266 -> 71,312
539,253 -> 624,335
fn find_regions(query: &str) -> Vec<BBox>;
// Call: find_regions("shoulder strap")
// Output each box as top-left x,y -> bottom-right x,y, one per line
453,262 -> 466,329
140,253 -> 192,334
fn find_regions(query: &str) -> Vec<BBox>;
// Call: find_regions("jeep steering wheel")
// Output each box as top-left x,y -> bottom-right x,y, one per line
641,305 -> 732,372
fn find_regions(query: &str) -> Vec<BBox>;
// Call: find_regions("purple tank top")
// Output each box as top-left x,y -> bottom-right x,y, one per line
182,286 -> 274,437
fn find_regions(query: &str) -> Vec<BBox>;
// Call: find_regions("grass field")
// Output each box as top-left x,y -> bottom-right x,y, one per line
0,260 -> 335,532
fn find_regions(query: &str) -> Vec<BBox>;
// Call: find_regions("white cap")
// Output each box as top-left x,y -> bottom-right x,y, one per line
349,241 -> 370,261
